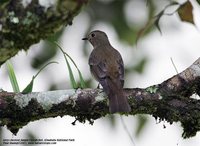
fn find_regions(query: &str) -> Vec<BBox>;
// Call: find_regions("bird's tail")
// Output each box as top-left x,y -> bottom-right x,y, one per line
100,78 -> 131,113
108,89 -> 131,113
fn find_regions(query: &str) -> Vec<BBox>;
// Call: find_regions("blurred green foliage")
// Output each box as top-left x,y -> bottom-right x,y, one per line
86,0 -> 155,45
31,29 -> 64,68
135,115 -> 148,138
106,115 -> 117,128
87,0 -> 137,45
23,131 -> 37,146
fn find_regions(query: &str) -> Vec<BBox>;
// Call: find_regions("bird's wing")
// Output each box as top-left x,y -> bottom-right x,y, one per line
89,55 -> 107,80
89,63 -> 107,81
116,54 -> 124,87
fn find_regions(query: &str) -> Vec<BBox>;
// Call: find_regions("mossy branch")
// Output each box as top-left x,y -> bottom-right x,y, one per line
0,0 -> 88,66
0,58 -> 200,138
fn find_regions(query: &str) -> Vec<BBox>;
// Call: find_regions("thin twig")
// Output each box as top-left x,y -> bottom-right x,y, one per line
170,57 -> 179,74
120,116 -> 135,146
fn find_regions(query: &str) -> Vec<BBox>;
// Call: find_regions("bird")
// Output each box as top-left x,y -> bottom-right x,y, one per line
82,30 -> 131,113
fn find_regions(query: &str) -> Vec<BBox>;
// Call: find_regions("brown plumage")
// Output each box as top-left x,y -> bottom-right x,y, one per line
82,30 -> 131,113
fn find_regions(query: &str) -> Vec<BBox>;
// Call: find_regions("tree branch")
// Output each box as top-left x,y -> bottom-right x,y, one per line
0,58 -> 200,138
0,0 -> 88,66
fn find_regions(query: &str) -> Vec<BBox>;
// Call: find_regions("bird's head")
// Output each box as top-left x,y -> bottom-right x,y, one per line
82,30 -> 110,47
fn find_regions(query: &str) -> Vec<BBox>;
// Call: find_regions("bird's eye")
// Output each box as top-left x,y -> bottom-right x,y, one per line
91,33 -> 95,37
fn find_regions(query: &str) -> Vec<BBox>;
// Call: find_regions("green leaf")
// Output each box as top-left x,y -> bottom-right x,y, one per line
78,72 -> 86,88
154,10 -> 164,34
54,42 -> 78,89
63,52 -> 86,88
197,0 -> 200,5
178,1 -> 194,24
153,1 -> 180,34
33,61 -> 59,79
64,55 -> 78,89
6,61 -> 20,92
22,77 -> 34,94
22,61 -> 58,94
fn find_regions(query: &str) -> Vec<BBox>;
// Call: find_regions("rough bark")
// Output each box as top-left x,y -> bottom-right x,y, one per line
0,58 -> 200,138
0,0 -> 88,66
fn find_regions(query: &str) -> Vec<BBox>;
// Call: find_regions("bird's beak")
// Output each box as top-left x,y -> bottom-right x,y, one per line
82,37 -> 88,40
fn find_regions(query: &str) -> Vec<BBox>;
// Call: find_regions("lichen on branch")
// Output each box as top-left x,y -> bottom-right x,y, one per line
0,0 -> 88,65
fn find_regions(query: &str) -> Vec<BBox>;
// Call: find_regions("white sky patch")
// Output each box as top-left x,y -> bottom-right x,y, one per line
21,0 -> 57,9
21,0 -> 32,8
39,0 -> 57,9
